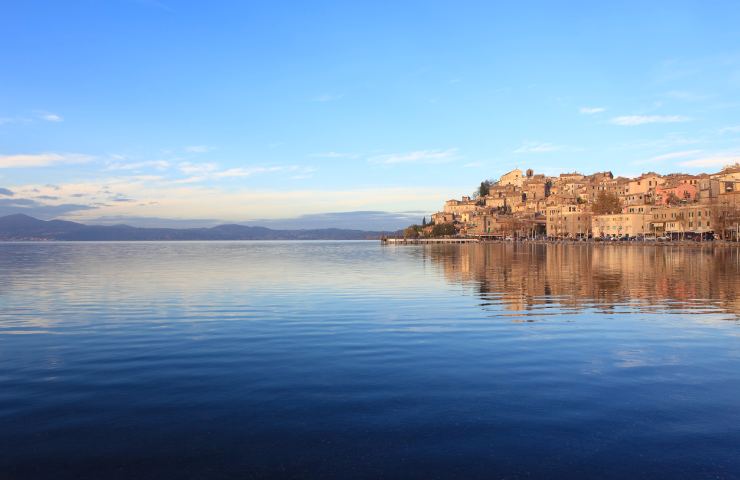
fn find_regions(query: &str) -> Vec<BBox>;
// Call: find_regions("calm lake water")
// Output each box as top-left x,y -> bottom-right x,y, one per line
1,241 -> 739,479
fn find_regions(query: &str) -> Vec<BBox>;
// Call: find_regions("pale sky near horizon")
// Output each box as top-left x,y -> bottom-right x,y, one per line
1,1 -> 740,228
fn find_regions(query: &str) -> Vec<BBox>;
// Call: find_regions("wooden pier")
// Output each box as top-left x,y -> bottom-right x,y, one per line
381,237 -> 479,245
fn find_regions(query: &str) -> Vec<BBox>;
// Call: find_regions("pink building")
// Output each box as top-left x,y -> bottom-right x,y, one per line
655,183 -> 698,205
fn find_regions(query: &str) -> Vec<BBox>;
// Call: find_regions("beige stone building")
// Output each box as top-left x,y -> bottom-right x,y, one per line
443,198 -> 478,215
627,172 -> 664,195
546,205 -> 592,238
592,213 -> 650,237
649,205 -> 714,236
498,168 -> 524,187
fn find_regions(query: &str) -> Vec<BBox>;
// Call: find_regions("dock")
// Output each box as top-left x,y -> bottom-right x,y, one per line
381,237 -> 479,245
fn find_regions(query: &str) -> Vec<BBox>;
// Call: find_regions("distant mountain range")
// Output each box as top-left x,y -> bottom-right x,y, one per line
0,214 -> 395,241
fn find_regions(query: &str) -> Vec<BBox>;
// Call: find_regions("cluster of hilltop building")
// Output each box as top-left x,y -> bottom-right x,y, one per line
424,163 -> 740,240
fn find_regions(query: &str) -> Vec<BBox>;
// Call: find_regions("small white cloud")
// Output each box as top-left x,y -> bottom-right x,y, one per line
579,106 -> 605,114
174,163 -> 315,182
369,148 -> 459,165
513,142 -> 564,154
679,155 -> 740,168
184,145 -> 211,153
0,116 -> 31,125
664,90 -> 708,101
610,115 -> 691,126
40,113 -> 63,122
309,152 -> 359,159
0,152 -> 93,168
179,162 -> 218,175
107,160 -> 171,171
719,125 -> 740,134
634,149 -> 703,165
213,166 -> 283,178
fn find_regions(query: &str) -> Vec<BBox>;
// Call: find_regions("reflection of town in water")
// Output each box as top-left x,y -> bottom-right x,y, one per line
428,243 -> 740,316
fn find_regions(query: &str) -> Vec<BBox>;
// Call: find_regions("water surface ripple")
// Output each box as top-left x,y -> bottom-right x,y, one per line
0,242 -> 739,479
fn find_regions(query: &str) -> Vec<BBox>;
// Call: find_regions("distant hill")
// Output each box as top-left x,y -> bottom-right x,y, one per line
0,214 -> 395,241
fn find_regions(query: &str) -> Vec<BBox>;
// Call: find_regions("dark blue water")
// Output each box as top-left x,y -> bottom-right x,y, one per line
0,242 -> 739,479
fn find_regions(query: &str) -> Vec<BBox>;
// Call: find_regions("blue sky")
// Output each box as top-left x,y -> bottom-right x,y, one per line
1,0 -> 739,228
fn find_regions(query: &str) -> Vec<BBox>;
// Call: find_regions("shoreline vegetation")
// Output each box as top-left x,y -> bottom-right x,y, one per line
400,164 -> 740,245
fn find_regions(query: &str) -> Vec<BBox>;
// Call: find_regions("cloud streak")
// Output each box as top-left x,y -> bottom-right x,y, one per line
679,155 -> 740,168
174,162 -> 315,183
184,145 -> 211,153
634,149 -> 703,165
369,148 -> 459,165
40,113 -> 63,122
0,153 -> 94,168
513,142 -> 565,154
310,152 -> 359,159
107,160 -> 171,171
610,115 -> 691,126
579,106 -> 605,114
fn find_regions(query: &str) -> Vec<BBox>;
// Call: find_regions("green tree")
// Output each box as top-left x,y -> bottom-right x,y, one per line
478,181 -> 491,197
592,192 -> 622,215
403,225 -> 421,238
422,216 -> 427,226
431,223 -> 456,237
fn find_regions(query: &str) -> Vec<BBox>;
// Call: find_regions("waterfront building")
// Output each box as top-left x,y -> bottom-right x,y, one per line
592,213 -> 649,237
546,205 -> 592,238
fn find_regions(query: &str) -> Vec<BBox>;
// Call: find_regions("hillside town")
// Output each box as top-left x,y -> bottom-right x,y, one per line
406,163 -> 740,241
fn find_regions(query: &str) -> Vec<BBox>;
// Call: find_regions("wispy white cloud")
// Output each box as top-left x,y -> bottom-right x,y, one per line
664,90 -> 708,102
0,116 -> 30,125
175,162 -> 314,183
184,145 -> 212,153
650,150 -> 703,162
513,142 -> 565,154
633,149 -> 703,165
40,112 -> 63,122
213,166 -> 283,178
0,152 -> 94,168
107,160 -> 171,171
719,125 -> 740,134
10,179 -> 460,224
579,106 -> 605,114
679,154 -> 740,168
610,115 -> 691,126
310,151 -> 359,159
178,162 -> 218,175
369,148 -> 459,165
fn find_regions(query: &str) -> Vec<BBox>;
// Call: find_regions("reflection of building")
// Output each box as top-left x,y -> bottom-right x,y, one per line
427,243 -> 740,315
